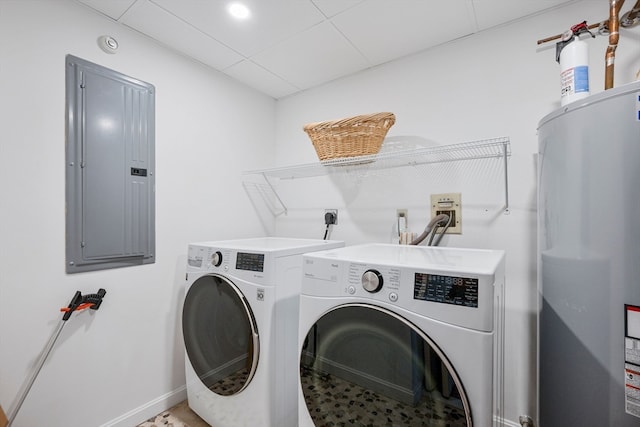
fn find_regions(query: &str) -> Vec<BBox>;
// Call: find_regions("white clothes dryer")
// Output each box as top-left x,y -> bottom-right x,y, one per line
182,237 -> 344,427
298,243 -> 505,427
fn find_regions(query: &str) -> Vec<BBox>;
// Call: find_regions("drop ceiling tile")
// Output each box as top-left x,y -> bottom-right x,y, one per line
224,60 -> 299,99
311,0 -> 365,18
472,0 -> 576,30
75,0 -> 137,20
251,21 -> 370,90
120,0 -> 243,69
75,0 -> 579,99
150,0 -> 326,57
330,0 -> 477,65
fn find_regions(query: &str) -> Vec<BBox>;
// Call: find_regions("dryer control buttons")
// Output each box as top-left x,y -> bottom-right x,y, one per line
362,269 -> 383,293
389,292 -> 398,302
211,251 -> 223,267
347,285 -> 356,295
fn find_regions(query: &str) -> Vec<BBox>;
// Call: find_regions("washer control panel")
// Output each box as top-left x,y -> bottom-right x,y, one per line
414,272 -> 479,308
346,263 -> 401,303
211,251 -> 223,267
302,244 -> 502,331
362,269 -> 383,293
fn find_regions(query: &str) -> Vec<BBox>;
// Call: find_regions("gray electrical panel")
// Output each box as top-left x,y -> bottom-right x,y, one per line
66,55 -> 155,273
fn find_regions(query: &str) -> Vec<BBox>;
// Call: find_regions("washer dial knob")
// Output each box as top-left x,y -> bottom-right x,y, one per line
362,269 -> 383,293
212,251 -> 223,267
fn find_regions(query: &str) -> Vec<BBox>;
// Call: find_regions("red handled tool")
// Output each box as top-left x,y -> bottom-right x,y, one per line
6,289 -> 106,426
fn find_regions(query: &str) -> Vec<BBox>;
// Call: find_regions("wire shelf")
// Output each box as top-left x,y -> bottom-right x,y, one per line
245,137 -> 510,180
243,136 -> 511,215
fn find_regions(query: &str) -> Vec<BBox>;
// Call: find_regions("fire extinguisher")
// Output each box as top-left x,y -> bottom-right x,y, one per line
556,21 -> 595,106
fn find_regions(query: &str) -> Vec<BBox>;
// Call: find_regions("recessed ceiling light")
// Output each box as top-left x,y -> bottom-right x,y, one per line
228,2 -> 250,20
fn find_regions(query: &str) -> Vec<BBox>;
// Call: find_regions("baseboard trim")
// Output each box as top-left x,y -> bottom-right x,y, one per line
99,385 -> 187,427
497,415 -> 525,427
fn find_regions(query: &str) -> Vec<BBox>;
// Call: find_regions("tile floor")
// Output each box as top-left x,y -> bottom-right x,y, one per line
140,377 -> 466,427
136,400 -> 209,427
140,366 -> 465,426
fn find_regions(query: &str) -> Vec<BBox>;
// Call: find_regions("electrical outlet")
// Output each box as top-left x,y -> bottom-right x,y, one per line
324,209 -> 338,225
430,193 -> 461,234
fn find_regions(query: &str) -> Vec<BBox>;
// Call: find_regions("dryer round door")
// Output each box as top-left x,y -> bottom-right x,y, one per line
183,274 -> 259,396
300,303 -> 472,426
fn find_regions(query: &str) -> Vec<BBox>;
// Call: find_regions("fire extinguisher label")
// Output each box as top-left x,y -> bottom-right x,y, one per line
560,68 -> 573,96
625,305 -> 640,418
560,65 -> 589,99
625,362 -> 640,418
573,65 -> 589,93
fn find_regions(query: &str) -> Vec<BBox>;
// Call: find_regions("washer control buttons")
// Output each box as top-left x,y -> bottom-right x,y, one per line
362,269 -> 383,293
389,292 -> 399,302
347,285 -> 356,295
212,251 -> 223,267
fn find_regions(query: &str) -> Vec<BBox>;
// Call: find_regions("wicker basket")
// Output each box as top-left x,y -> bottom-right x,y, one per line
303,112 -> 396,161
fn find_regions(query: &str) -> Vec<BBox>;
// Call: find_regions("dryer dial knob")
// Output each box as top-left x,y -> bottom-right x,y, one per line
362,269 -> 383,293
212,251 -> 223,267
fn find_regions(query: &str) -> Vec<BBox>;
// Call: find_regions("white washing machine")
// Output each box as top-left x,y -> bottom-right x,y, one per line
298,243 -> 505,427
182,237 -> 344,427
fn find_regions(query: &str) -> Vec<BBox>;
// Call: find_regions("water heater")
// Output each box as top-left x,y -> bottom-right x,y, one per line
538,81 -> 640,426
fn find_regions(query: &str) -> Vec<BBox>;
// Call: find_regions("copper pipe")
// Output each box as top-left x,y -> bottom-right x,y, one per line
621,0 -> 640,26
605,0 -> 625,89
536,0 -> 640,45
536,23 -> 601,45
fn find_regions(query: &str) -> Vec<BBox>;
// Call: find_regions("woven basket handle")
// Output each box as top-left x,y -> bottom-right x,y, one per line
332,112 -> 395,127
304,112 -> 396,131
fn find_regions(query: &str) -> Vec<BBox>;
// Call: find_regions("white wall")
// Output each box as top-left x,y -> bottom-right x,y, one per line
1,1 -> 638,426
0,1 -> 275,426
272,1 -> 640,425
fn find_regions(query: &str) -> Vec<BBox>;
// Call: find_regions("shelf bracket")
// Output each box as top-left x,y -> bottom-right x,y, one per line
502,140 -> 510,214
262,172 -> 287,216
242,173 -> 287,217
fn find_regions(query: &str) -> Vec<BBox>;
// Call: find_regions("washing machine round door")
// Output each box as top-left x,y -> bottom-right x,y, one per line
183,274 -> 259,396
300,304 -> 472,426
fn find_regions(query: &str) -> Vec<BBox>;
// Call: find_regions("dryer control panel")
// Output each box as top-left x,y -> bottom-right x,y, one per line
186,244 -> 271,284
236,252 -> 265,272
188,245 -> 233,271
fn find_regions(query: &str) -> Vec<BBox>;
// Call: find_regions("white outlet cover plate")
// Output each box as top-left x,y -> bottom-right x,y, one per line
430,193 -> 461,234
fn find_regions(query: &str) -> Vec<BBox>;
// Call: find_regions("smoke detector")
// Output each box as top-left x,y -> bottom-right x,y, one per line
98,35 -> 119,54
